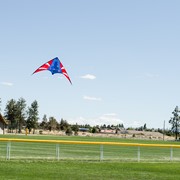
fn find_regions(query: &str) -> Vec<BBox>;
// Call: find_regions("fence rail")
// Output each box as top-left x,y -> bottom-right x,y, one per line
0,138 -> 180,162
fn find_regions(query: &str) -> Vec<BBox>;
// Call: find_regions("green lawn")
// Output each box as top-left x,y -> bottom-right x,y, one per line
0,161 -> 180,180
0,135 -> 180,179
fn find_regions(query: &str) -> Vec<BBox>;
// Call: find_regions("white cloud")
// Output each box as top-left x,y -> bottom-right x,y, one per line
83,95 -> 102,101
64,114 -> 146,128
80,74 -> 96,80
67,113 -> 123,126
129,121 -> 141,128
67,116 -> 146,129
98,114 -> 123,125
0,82 -> 13,86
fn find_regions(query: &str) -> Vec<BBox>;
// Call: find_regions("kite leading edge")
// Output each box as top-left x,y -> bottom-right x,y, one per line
32,57 -> 72,84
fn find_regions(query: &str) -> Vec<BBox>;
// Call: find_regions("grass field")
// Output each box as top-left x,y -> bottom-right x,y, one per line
0,134 -> 180,179
0,161 -> 180,180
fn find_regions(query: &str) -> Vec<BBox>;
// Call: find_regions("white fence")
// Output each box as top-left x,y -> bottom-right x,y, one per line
0,138 -> 180,162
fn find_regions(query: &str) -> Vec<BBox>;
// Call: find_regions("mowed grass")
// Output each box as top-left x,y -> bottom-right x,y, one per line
0,134 -> 180,179
0,161 -> 180,180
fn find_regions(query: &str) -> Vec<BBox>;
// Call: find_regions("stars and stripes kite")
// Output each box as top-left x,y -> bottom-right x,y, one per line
32,57 -> 72,84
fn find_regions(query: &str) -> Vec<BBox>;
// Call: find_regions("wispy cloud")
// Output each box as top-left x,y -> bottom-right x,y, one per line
98,114 -> 123,125
80,74 -> 96,80
0,82 -> 13,86
145,73 -> 159,78
130,121 -> 141,127
103,113 -> 117,116
135,73 -> 159,79
83,95 -> 102,101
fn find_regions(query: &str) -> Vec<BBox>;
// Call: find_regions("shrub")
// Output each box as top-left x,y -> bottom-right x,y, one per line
65,127 -> 73,136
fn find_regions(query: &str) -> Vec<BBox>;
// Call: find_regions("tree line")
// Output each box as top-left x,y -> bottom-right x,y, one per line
0,97 -> 76,134
0,97 -> 126,135
0,98 -> 179,138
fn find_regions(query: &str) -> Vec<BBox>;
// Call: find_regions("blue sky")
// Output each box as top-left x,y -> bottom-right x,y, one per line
0,0 -> 180,129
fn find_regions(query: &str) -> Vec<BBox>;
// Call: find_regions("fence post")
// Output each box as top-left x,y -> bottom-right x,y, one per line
100,145 -> 103,161
6,142 -> 11,160
137,146 -> 140,162
170,147 -> 173,161
56,144 -> 60,161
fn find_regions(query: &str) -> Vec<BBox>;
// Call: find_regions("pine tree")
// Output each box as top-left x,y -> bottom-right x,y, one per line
26,100 -> 39,134
169,106 -> 180,140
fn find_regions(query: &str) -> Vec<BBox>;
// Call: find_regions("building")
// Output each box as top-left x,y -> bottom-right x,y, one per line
0,114 -> 7,134
79,128 -> 89,132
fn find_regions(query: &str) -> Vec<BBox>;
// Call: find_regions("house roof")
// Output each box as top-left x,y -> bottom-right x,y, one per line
0,114 -> 7,124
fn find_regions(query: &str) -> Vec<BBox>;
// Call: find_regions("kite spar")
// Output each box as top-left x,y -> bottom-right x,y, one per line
32,57 -> 72,84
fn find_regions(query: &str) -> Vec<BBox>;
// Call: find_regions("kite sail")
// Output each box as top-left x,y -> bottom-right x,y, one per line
32,57 -> 72,84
